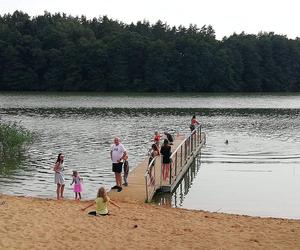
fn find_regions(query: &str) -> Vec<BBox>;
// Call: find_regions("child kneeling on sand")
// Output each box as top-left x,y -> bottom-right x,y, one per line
81,187 -> 120,216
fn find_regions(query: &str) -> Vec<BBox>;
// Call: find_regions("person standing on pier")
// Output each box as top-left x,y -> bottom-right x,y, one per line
110,137 -> 127,192
164,131 -> 174,145
148,143 -> 160,185
153,131 -> 161,148
190,115 -> 200,132
160,139 -> 172,182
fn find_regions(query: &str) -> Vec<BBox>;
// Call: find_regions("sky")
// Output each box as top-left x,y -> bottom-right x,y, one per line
1,0 -> 299,40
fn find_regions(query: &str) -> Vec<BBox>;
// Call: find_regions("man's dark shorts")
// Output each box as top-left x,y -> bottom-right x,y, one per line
112,162 -> 123,173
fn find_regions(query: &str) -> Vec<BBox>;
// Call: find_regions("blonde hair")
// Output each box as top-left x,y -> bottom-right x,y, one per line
97,187 -> 108,202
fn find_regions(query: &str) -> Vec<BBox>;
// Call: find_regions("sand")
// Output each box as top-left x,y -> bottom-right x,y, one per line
0,194 -> 300,249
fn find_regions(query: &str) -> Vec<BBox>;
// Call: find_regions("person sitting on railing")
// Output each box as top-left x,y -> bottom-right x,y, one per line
190,115 -> 200,133
148,144 -> 160,186
160,139 -> 172,182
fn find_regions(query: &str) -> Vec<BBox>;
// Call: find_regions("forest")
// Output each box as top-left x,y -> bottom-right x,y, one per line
0,11 -> 300,92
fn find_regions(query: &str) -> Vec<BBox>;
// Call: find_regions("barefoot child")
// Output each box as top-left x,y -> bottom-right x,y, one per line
123,154 -> 129,186
53,153 -> 65,200
81,187 -> 120,216
70,170 -> 83,200
148,144 -> 160,185
153,131 -> 161,148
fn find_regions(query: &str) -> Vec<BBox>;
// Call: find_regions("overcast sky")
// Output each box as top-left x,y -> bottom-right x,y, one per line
1,0 -> 299,40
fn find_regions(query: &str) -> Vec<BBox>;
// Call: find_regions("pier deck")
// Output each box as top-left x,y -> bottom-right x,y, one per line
109,134 -> 186,203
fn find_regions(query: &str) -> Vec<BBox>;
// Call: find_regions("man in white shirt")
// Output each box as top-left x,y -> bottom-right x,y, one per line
110,137 -> 127,192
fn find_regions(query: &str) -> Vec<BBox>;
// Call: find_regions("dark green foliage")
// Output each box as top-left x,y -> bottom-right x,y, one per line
0,11 -> 300,92
0,121 -> 33,174
0,121 -> 33,156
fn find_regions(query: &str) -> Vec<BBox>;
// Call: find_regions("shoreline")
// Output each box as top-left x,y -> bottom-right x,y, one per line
1,194 -> 300,249
2,192 -> 300,221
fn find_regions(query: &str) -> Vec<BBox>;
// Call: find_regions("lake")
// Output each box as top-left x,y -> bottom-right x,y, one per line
0,92 -> 300,219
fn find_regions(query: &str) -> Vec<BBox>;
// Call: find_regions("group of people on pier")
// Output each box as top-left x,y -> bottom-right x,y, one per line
53,115 -> 200,215
149,131 -> 174,183
148,115 -> 200,184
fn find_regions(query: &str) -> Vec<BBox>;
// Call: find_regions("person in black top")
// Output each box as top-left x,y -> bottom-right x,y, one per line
160,139 -> 172,182
164,131 -> 174,145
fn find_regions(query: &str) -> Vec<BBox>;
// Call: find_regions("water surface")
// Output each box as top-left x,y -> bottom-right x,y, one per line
0,92 -> 300,219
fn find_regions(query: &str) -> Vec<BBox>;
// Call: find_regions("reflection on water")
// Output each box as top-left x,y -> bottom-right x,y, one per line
0,93 -> 300,218
0,154 -> 27,176
153,156 -> 202,207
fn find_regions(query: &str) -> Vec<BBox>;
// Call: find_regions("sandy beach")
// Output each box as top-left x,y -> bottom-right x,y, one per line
1,194 -> 300,250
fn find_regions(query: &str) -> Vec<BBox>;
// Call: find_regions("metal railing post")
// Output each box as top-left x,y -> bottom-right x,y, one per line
145,175 -> 149,202
160,156 -> 162,187
184,140 -> 187,162
200,125 -> 202,143
175,152 -> 178,176
180,145 -> 183,169
169,160 -> 172,185
189,136 -> 191,155
190,134 -> 193,152
154,158 -> 156,185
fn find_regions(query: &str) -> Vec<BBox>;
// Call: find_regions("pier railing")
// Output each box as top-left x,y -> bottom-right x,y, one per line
169,125 -> 203,190
144,125 -> 204,202
144,155 -> 161,202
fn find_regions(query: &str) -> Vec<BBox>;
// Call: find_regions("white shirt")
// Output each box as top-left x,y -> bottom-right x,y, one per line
111,143 -> 126,163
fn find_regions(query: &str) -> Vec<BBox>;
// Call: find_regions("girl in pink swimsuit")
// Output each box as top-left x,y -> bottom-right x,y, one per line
70,170 -> 83,200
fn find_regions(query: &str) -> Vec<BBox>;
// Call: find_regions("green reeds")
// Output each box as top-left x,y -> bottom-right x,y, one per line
0,122 -> 33,174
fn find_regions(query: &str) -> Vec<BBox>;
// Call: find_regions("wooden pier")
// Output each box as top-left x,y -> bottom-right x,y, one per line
109,126 -> 205,203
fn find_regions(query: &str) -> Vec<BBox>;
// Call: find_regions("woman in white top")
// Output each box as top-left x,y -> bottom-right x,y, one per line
53,153 -> 65,200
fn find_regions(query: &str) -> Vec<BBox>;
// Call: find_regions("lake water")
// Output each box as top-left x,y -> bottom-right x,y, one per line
1,92 -> 300,219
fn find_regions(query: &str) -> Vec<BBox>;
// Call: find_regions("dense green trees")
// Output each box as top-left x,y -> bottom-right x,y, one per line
0,11 -> 299,92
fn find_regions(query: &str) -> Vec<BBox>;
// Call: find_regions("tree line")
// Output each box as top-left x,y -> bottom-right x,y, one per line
0,11 -> 300,92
